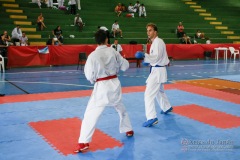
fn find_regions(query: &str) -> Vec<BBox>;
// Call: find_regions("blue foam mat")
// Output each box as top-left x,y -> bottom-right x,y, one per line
0,91 -> 240,160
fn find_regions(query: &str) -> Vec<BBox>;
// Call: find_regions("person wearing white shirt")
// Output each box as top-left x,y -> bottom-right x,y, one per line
134,1 -> 140,12
19,32 -> 28,46
206,37 -> 211,44
74,30 -> 134,153
111,39 -> 123,54
74,14 -> 84,31
128,3 -> 137,13
69,0 -> 76,15
142,23 -> 172,127
111,20 -> 123,38
139,4 -> 147,18
11,25 -> 22,46
98,26 -> 108,32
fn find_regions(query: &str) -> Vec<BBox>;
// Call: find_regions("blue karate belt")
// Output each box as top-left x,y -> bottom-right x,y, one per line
150,65 -> 165,73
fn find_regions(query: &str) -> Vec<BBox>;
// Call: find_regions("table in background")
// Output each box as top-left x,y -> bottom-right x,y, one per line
214,47 -> 228,60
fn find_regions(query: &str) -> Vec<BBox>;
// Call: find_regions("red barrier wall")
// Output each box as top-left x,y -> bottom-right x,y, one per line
7,44 -> 240,68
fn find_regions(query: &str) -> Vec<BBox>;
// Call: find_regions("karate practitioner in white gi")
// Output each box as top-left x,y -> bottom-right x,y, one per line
74,30 -> 134,153
139,4 -> 147,18
141,23 -> 172,127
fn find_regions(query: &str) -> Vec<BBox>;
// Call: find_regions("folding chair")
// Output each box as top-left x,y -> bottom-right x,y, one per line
229,47 -> 239,60
77,52 -> 87,70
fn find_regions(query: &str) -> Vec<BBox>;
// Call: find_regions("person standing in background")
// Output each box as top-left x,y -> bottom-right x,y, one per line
77,0 -> 81,10
47,0 -> 53,8
69,0 -> 77,15
37,0 -> 41,9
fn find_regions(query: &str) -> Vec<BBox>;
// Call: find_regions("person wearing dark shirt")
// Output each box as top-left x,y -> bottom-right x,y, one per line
0,34 -> 8,69
52,26 -> 63,43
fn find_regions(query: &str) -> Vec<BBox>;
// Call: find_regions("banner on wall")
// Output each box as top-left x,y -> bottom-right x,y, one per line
38,46 -> 49,54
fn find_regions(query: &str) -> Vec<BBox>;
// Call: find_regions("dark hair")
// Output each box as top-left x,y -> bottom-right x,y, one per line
146,23 -> 158,32
95,30 -> 107,44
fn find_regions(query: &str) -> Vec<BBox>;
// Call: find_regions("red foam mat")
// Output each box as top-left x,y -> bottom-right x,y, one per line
174,104 -> 240,129
2,83 -> 239,105
0,86 -> 146,104
29,118 -> 122,156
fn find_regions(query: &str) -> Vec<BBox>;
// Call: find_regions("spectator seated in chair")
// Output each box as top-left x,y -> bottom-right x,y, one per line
11,25 -> 22,46
195,29 -> 205,39
111,20 -> 123,38
19,32 -> 29,46
128,3 -> 137,13
52,26 -> 63,43
2,31 -> 13,46
205,37 -> 211,44
52,37 -> 62,46
181,33 -> 192,44
74,13 -> 85,31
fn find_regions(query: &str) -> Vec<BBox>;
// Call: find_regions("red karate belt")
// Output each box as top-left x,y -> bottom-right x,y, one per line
96,75 -> 117,82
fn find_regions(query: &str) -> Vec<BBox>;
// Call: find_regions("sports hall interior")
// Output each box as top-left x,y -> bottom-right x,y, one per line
0,0 -> 240,160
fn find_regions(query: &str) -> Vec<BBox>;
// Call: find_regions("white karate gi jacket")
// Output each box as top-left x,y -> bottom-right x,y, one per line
143,37 -> 171,119
79,45 -> 132,143
84,45 -> 129,106
144,36 -> 169,84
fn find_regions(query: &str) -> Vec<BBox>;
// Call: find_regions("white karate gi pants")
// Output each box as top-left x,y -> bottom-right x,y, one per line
144,67 -> 171,120
78,79 -> 133,143
139,8 -> 146,17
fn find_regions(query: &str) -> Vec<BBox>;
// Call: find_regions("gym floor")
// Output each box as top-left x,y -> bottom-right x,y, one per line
0,59 -> 240,160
